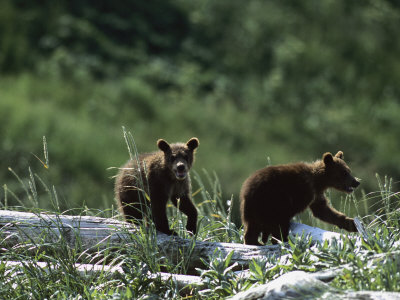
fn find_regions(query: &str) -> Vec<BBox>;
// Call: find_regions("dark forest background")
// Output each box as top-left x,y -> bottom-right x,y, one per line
1,0 -> 400,222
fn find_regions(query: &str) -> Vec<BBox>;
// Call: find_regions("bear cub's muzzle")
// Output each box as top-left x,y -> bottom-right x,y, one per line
174,161 -> 188,180
345,178 -> 361,193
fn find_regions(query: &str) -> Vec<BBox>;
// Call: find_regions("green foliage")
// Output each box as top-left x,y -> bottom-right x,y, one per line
196,250 -> 243,298
336,257 -> 400,292
286,235 -> 316,271
2,2 -> 400,296
1,1 -> 400,223
248,256 -> 283,285
191,170 -> 242,243
1,162 -> 400,298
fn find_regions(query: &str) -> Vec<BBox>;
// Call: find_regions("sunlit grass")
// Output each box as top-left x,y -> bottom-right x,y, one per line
1,135 -> 400,298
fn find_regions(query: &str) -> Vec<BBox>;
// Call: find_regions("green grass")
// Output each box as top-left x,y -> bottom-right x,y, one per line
1,70 -> 400,224
1,136 -> 400,299
4,198 -> 400,299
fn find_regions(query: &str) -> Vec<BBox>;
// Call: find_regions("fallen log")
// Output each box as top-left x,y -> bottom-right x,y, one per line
1,260 -> 204,295
289,222 -> 342,242
230,248 -> 400,300
0,210 -> 353,272
229,270 -> 400,300
0,210 -> 280,272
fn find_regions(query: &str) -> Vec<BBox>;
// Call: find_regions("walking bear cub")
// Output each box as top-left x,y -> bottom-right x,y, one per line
240,151 -> 360,245
115,138 -> 199,236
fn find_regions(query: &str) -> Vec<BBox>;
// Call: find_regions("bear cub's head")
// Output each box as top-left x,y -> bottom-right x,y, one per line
322,151 -> 360,193
157,138 -> 199,181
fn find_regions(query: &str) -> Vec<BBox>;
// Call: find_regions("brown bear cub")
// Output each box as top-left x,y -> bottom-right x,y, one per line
240,151 -> 360,245
115,138 -> 199,236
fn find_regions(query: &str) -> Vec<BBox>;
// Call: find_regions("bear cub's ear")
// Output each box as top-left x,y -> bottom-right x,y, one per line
335,151 -> 344,159
323,152 -> 334,165
186,138 -> 199,151
157,139 -> 171,153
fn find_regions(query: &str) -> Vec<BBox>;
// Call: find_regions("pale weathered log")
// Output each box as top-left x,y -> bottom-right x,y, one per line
0,210 -> 281,272
156,234 -> 281,271
289,222 -> 342,242
230,250 -> 400,299
3,210 -> 392,298
229,270 -> 400,300
0,210 -> 355,272
290,217 -> 365,244
2,260 -> 204,294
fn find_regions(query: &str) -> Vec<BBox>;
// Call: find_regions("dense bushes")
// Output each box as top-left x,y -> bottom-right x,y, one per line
1,0 -> 400,224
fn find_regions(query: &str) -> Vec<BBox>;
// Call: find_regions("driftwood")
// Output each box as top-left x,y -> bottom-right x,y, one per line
230,250 -> 400,300
0,210 -> 282,272
0,209 -> 360,274
289,221 -> 342,242
5,252 -> 400,298
2,210 -> 381,297
2,261 -> 204,295
0,210 -> 353,271
229,270 -> 400,300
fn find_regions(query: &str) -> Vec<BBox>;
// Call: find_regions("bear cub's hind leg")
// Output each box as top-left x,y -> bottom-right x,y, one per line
244,222 -> 262,246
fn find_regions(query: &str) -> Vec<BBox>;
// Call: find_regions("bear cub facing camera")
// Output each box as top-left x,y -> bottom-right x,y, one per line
115,138 -> 199,236
240,151 -> 360,245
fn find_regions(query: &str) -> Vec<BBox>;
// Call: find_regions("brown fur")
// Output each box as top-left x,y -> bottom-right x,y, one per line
240,151 -> 360,245
115,138 -> 199,235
